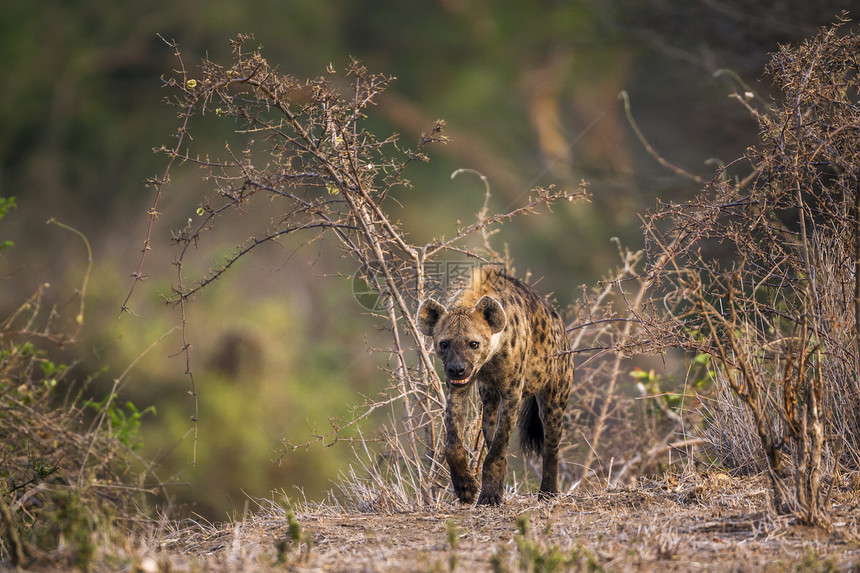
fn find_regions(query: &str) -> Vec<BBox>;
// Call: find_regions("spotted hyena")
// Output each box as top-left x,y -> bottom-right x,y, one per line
417,265 -> 573,505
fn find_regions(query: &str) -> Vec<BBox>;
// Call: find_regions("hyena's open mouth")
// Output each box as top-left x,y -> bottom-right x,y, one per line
447,372 -> 475,387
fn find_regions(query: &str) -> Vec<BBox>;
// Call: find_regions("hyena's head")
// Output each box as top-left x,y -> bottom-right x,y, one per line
417,295 -> 506,387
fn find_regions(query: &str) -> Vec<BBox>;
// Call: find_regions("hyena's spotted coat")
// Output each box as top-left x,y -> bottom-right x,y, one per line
417,265 -> 574,505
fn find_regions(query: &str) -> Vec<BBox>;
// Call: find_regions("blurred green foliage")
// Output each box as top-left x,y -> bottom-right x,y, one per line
0,0 -> 851,519
0,196 -> 15,250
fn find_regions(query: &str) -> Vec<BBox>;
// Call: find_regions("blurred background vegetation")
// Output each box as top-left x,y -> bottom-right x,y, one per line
0,0 -> 852,519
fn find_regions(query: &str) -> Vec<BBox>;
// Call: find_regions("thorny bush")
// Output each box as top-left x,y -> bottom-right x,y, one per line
642,18 -> 860,526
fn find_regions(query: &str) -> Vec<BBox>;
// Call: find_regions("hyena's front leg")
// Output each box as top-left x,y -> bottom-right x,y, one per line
445,385 -> 478,504
479,384 -> 500,449
477,388 -> 521,506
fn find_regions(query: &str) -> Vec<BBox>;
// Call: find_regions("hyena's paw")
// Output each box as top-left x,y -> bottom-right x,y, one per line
452,473 -> 479,504
476,488 -> 503,506
537,488 -> 558,502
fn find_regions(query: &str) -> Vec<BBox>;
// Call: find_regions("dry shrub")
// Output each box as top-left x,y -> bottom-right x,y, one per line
1,229 -> 159,568
642,17 -> 860,526
555,243 -> 692,489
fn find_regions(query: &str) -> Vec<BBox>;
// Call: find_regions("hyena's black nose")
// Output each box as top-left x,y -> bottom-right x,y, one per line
446,363 -> 467,381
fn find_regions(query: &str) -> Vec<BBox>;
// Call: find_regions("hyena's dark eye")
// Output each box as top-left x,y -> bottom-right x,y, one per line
469,341 -> 480,349
439,341 -> 449,351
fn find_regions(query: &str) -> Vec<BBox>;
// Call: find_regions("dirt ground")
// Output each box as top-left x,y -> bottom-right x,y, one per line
153,473 -> 860,572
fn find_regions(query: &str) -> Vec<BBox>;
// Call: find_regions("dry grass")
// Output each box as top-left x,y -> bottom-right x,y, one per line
100,472 -> 860,572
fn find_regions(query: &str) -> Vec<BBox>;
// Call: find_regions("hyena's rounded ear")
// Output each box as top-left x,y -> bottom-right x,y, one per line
474,295 -> 506,334
417,299 -> 447,336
